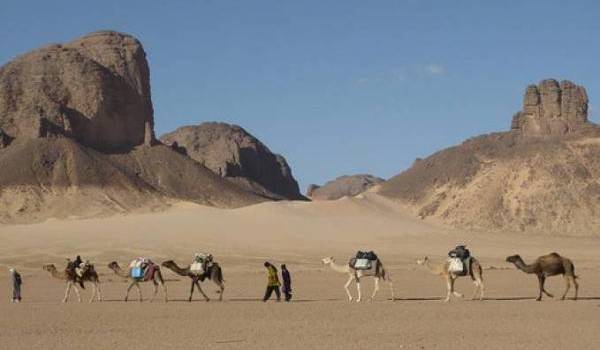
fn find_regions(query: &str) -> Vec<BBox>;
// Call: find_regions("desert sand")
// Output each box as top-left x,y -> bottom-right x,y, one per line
1,194 -> 599,349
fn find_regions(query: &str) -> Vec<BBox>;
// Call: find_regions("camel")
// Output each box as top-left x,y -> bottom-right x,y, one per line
321,256 -> 394,302
107,261 -> 168,302
42,261 -> 102,303
161,260 -> 225,302
505,253 -> 578,301
416,256 -> 484,302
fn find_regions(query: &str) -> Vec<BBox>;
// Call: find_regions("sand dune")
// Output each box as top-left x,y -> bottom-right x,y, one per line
1,196 -> 600,349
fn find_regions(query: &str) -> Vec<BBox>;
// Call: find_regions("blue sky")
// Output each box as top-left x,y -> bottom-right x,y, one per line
1,1 -> 599,191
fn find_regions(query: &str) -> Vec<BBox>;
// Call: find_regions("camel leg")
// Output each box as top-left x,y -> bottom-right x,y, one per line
195,280 -> 209,302
150,281 -> 158,302
161,281 -> 168,303
560,275 -> 571,300
216,281 -> 224,301
474,278 -> 484,301
63,282 -> 72,303
72,283 -> 82,303
444,276 -> 452,302
343,276 -> 354,301
540,275 -> 554,298
451,277 -> 463,298
125,281 -> 135,302
89,283 -> 96,303
471,277 -> 483,301
189,279 -> 195,302
96,282 -> 103,302
135,282 -> 143,302
370,277 -> 380,301
536,275 -> 548,301
386,275 -> 395,301
471,280 -> 479,300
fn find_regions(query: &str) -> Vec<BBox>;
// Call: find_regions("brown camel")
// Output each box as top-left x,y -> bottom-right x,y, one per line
107,261 -> 168,302
505,253 -> 578,301
161,260 -> 225,302
416,256 -> 484,302
43,261 -> 102,303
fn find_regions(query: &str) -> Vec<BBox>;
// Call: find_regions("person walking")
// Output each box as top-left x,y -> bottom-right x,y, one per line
9,268 -> 22,303
263,261 -> 281,302
281,264 -> 292,302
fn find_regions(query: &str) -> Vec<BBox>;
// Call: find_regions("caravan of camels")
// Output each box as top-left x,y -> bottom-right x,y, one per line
40,248 -> 579,304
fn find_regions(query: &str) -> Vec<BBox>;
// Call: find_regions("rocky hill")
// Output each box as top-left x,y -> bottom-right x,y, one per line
379,79 -> 600,235
307,174 -> 384,200
0,31 -> 155,152
160,122 -> 305,200
0,31 -> 266,223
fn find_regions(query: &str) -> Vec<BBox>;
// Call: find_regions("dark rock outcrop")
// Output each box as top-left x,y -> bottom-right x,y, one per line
511,79 -> 589,137
0,31 -> 155,152
0,129 -> 11,148
306,184 -> 321,198
0,31 -> 270,223
160,122 -> 304,200
308,174 -> 384,200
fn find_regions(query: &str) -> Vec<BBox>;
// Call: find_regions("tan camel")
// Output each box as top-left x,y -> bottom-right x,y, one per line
42,261 -> 102,303
161,260 -> 225,302
416,256 -> 484,302
321,257 -> 394,302
505,253 -> 578,301
108,261 -> 168,302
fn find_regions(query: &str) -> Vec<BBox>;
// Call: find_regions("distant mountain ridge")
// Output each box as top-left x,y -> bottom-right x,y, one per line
307,174 -> 384,200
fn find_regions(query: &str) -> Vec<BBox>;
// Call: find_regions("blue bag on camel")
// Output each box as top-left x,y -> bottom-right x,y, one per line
131,267 -> 144,279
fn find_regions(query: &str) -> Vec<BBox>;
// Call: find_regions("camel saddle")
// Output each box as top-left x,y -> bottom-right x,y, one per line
190,253 -> 213,275
448,257 -> 472,276
349,258 -> 379,273
129,258 -> 154,280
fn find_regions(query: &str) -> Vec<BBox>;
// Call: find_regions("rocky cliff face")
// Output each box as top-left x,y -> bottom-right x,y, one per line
0,31 -> 154,152
0,32 -> 269,223
308,174 -> 384,200
379,79 -> 600,235
511,79 -> 589,137
160,122 -> 305,200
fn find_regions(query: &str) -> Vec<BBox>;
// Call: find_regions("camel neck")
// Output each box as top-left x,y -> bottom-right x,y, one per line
165,263 -> 189,276
512,258 -> 536,274
423,260 -> 444,275
111,266 -> 129,278
328,261 -> 349,273
48,267 -> 67,280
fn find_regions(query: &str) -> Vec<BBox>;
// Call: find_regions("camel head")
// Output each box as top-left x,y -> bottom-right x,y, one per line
505,255 -> 522,264
321,257 -> 334,265
107,261 -> 120,270
42,264 -> 56,272
416,256 -> 429,265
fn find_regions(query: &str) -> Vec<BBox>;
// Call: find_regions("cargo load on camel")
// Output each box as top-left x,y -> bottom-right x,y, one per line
129,258 -> 158,281
190,253 -> 213,275
350,251 -> 379,271
447,245 -> 472,276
